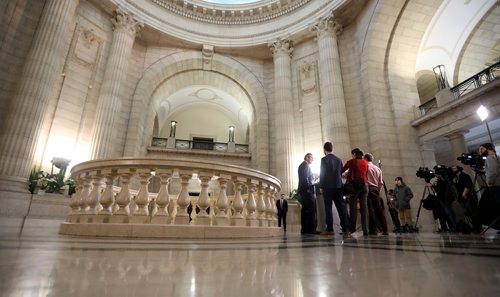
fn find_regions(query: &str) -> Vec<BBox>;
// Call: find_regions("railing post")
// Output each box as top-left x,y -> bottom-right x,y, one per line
174,171 -> 192,225
246,179 -> 259,226
270,187 -> 278,227
195,172 -> 212,226
110,170 -> 133,223
67,177 -> 83,223
85,171 -> 103,223
215,174 -> 231,226
151,169 -> 172,224
96,170 -> 117,223
258,183 -> 268,226
77,175 -> 92,223
231,177 -> 246,226
130,170 -> 153,224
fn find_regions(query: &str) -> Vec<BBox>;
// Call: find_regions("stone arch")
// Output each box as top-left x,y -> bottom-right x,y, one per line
124,50 -> 270,172
415,70 -> 438,104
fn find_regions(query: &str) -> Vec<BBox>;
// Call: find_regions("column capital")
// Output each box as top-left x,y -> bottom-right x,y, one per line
268,38 -> 293,57
309,12 -> 343,37
112,9 -> 144,36
445,129 -> 470,140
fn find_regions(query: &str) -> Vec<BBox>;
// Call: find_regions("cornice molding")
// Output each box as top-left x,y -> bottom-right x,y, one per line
150,0 -> 311,25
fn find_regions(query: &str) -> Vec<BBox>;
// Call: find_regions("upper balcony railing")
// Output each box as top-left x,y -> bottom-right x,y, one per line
417,61 -> 500,116
152,137 -> 250,153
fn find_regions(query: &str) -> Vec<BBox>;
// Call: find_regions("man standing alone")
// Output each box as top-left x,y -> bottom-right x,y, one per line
276,193 -> 288,232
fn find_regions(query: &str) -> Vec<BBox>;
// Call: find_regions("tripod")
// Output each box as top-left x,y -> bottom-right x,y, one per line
414,183 -> 435,231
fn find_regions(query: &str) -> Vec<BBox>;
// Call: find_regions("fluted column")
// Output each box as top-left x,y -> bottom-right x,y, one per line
0,0 -> 79,191
311,13 -> 351,159
269,39 -> 295,195
90,9 -> 143,159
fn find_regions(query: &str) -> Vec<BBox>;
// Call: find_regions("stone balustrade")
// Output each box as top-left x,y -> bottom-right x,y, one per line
59,158 -> 282,238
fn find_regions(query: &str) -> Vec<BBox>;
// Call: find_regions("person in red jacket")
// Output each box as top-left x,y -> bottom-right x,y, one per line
342,148 -> 369,236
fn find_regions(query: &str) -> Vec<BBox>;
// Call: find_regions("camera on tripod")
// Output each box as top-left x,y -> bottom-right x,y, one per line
457,152 -> 485,172
432,164 -> 454,180
416,167 -> 435,183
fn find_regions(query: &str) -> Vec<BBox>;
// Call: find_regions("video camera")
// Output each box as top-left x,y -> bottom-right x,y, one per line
432,164 -> 454,179
416,167 -> 435,183
457,152 -> 485,172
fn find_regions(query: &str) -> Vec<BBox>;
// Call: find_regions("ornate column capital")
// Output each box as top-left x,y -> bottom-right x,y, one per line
112,9 -> 144,36
309,12 -> 343,37
268,38 -> 293,57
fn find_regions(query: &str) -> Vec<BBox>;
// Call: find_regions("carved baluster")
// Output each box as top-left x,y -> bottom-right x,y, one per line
130,169 -> 153,224
257,183 -> 267,226
86,171 -> 103,223
151,170 -> 172,224
196,172 -> 212,226
246,179 -> 259,226
110,170 -> 133,223
97,170 -> 117,223
215,174 -> 231,226
270,187 -> 278,226
174,171 -> 192,225
265,186 -> 273,226
231,177 -> 246,226
67,177 -> 83,222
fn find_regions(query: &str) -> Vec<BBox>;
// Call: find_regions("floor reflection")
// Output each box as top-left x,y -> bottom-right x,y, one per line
0,232 -> 499,297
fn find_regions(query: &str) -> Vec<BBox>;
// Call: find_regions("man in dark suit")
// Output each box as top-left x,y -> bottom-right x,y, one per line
319,142 -> 350,236
276,193 -> 288,232
298,153 -> 318,234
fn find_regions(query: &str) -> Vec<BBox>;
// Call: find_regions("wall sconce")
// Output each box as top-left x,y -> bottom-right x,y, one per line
433,64 -> 449,90
228,126 -> 235,142
169,121 -> 177,138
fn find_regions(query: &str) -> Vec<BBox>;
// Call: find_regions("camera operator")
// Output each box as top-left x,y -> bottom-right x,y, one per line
426,166 -> 458,232
479,143 -> 500,199
452,166 -> 476,209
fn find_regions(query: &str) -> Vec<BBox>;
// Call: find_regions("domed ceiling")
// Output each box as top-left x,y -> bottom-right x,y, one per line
111,0 -> 361,48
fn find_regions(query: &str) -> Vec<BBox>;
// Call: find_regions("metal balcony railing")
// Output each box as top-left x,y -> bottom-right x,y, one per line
417,61 -> 500,117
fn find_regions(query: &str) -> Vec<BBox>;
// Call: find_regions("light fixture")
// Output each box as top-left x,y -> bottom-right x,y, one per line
169,121 -> 177,138
228,126 -> 235,142
433,64 -> 449,90
476,105 -> 494,146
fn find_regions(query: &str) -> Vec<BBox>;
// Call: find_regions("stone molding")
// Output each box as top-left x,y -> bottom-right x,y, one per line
150,0 -> 311,25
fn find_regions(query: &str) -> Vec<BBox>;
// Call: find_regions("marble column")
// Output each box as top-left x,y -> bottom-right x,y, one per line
0,0 -> 79,191
310,13 -> 351,159
269,39 -> 295,195
447,130 -> 469,166
90,9 -> 143,159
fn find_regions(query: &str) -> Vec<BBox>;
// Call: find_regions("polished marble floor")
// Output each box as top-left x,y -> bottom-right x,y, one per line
1,227 -> 500,297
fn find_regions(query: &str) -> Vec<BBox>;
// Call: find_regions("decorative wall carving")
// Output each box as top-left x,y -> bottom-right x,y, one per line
299,61 -> 317,94
73,26 -> 102,67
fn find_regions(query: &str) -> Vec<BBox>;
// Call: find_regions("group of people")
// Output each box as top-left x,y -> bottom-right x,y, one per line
424,142 -> 500,233
275,141 -> 500,236
295,142 -> 403,236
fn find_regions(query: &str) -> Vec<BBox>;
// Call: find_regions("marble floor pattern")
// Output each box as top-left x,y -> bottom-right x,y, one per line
1,227 -> 500,297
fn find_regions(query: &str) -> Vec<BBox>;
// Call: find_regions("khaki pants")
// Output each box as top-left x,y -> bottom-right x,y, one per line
398,209 -> 412,226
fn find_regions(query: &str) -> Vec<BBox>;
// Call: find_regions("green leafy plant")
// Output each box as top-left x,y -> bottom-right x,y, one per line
28,166 -> 46,194
289,189 -> 302,204
28,166 -> 74,195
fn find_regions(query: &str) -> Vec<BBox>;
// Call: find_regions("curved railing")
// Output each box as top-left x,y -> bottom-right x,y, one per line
60,158 -> 281,238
